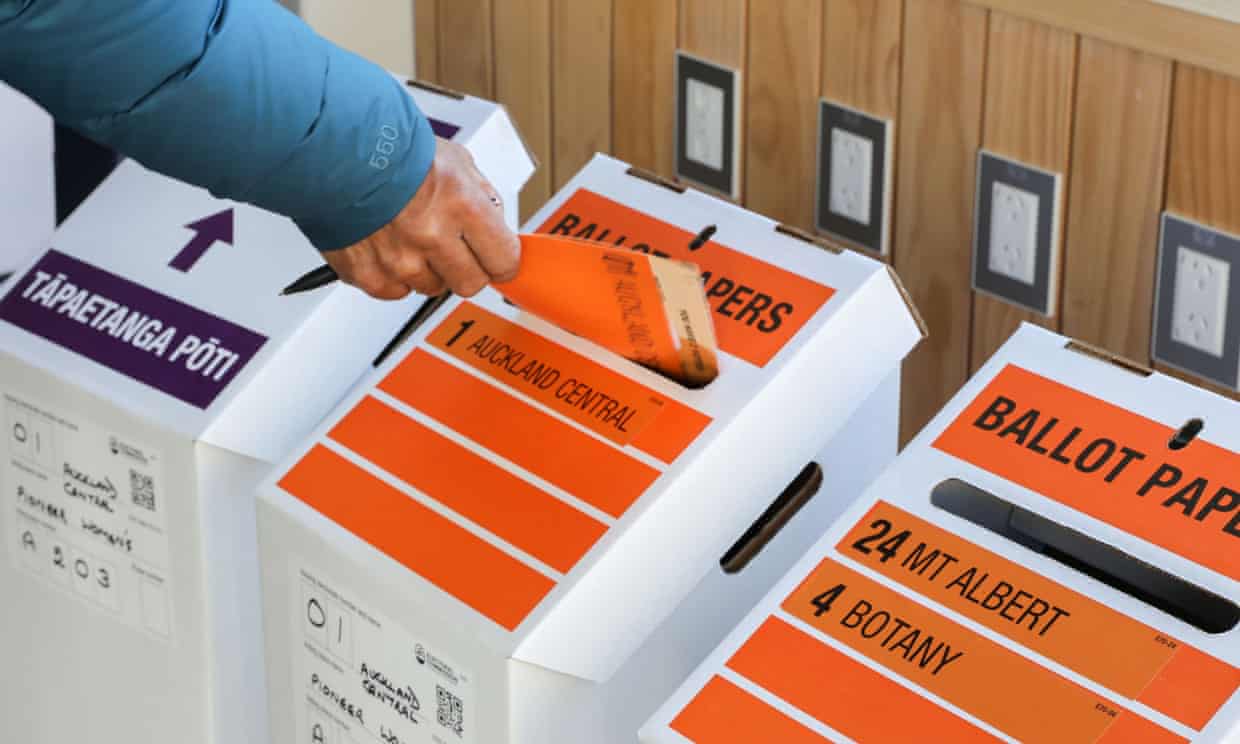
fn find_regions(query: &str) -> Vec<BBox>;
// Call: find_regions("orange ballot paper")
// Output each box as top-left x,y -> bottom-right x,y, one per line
498,234 -> 719,387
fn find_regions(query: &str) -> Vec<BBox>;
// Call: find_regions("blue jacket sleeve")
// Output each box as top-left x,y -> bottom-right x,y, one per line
0,0 -> 435,251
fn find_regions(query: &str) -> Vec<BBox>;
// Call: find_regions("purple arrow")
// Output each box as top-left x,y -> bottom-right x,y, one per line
170,208 -> 234,272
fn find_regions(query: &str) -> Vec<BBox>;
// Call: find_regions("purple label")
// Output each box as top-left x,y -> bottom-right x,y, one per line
428,117 -> 461,140
0,250 -> 268,409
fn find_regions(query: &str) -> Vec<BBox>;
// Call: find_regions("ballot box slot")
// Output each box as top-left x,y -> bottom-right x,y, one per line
624,167 -> 686,194
930,478 -> 1239,634
721,462 -> 823,574
1064,339 -> 1154,377
405,78 -> 467,100
1168,418 -> 1204,451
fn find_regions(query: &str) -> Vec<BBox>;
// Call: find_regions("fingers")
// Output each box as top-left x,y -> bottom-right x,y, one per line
461,189 -> 521,283
323,241 -> 420,301
380,245 -> 447,296
324,138 -> 523,301
426,234 -> 490,297
435,140 -> 521,284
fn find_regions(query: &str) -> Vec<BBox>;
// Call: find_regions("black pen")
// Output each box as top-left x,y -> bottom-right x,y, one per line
280,264 -> 338,296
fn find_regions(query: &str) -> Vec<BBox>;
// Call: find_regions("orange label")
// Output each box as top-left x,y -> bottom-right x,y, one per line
784,559 -> 1186,743
535,188 -> 836,367
724,618 -> 999,743
331,397 -> 608,574
934,364 -> 1240,582
280,445 -> 555,631
671,676 -> 834,744
426,302 -> 710,459
838,501 -> 1239,729
381,349 -> 660,518
499,235 -> 719,387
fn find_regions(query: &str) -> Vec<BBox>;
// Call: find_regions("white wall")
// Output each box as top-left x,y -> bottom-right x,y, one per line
295,0 -> 416,77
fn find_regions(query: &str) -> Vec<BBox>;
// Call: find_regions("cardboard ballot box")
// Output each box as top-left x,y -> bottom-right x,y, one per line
0,83 -> 533,744
0,81 -> 54,276
642,324 -> 1240,744
256,154 -> 925,744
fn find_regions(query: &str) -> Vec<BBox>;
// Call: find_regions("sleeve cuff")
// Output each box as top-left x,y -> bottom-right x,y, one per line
296,109 -> 436,251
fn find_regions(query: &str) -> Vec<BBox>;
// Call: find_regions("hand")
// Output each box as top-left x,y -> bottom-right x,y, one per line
322,138 -> 520,300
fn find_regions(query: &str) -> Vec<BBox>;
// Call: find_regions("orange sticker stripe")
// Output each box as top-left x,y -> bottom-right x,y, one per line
536,189 -> 836,368
1139,644 -> 1240,731
426,302 -> 711,462
783,560 -> 1187,744
279,445 -> 554,631
380,349 -> 660,518
330,396 -> 608,574
671,676 -> 834,744
934,364 -> 1240,582
836,501 -> 1239,729
726,617 -> 1000,743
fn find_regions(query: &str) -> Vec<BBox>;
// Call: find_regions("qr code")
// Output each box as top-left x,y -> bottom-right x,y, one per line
130,469 -> 155,511
436,685 -> 464,737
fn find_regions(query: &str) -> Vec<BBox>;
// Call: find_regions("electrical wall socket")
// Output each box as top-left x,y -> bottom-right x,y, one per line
828,129 -> 873,225
816,100 -> 892,255
685,78 -> 725,171
988,182 -> 1040,286
971,150 -> 1061,316
676,51 -> 740,198
1153,213 -> 1240,389
1171,245 -> 1230,357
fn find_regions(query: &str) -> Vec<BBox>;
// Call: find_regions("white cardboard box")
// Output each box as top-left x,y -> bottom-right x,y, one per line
257,154 -> 925,744
0,85 -> 532,744
642,324 -> 1240,744
0,81 -> 54,277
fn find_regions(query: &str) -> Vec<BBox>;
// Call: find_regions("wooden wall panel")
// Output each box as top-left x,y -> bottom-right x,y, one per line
424,0 -> 1240,434
969,12 -> 1078,371
1167,64 -> 1240,234
679,0 -> 747,69
613,0 -> 677,177
1062,40 -> 1172,364
821,0 -> 903,118
415,0 -> 439,81
894,0 -> 988,443
551,0 -> 613,190
436,0 -> 494,97
966,0 -> 1240,80
494,0 -> 553,221
1157,63 -> 1240,398
744,0 -> 821,227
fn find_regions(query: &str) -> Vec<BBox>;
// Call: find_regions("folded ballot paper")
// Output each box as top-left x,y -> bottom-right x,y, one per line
499,234 -> 720,388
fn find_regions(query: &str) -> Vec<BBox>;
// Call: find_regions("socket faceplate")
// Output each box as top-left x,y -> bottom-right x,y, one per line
676,51 -> 740,198
816,100 -> 892,255
1154,213 -> 1240,389
972,150 -> 1062,316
